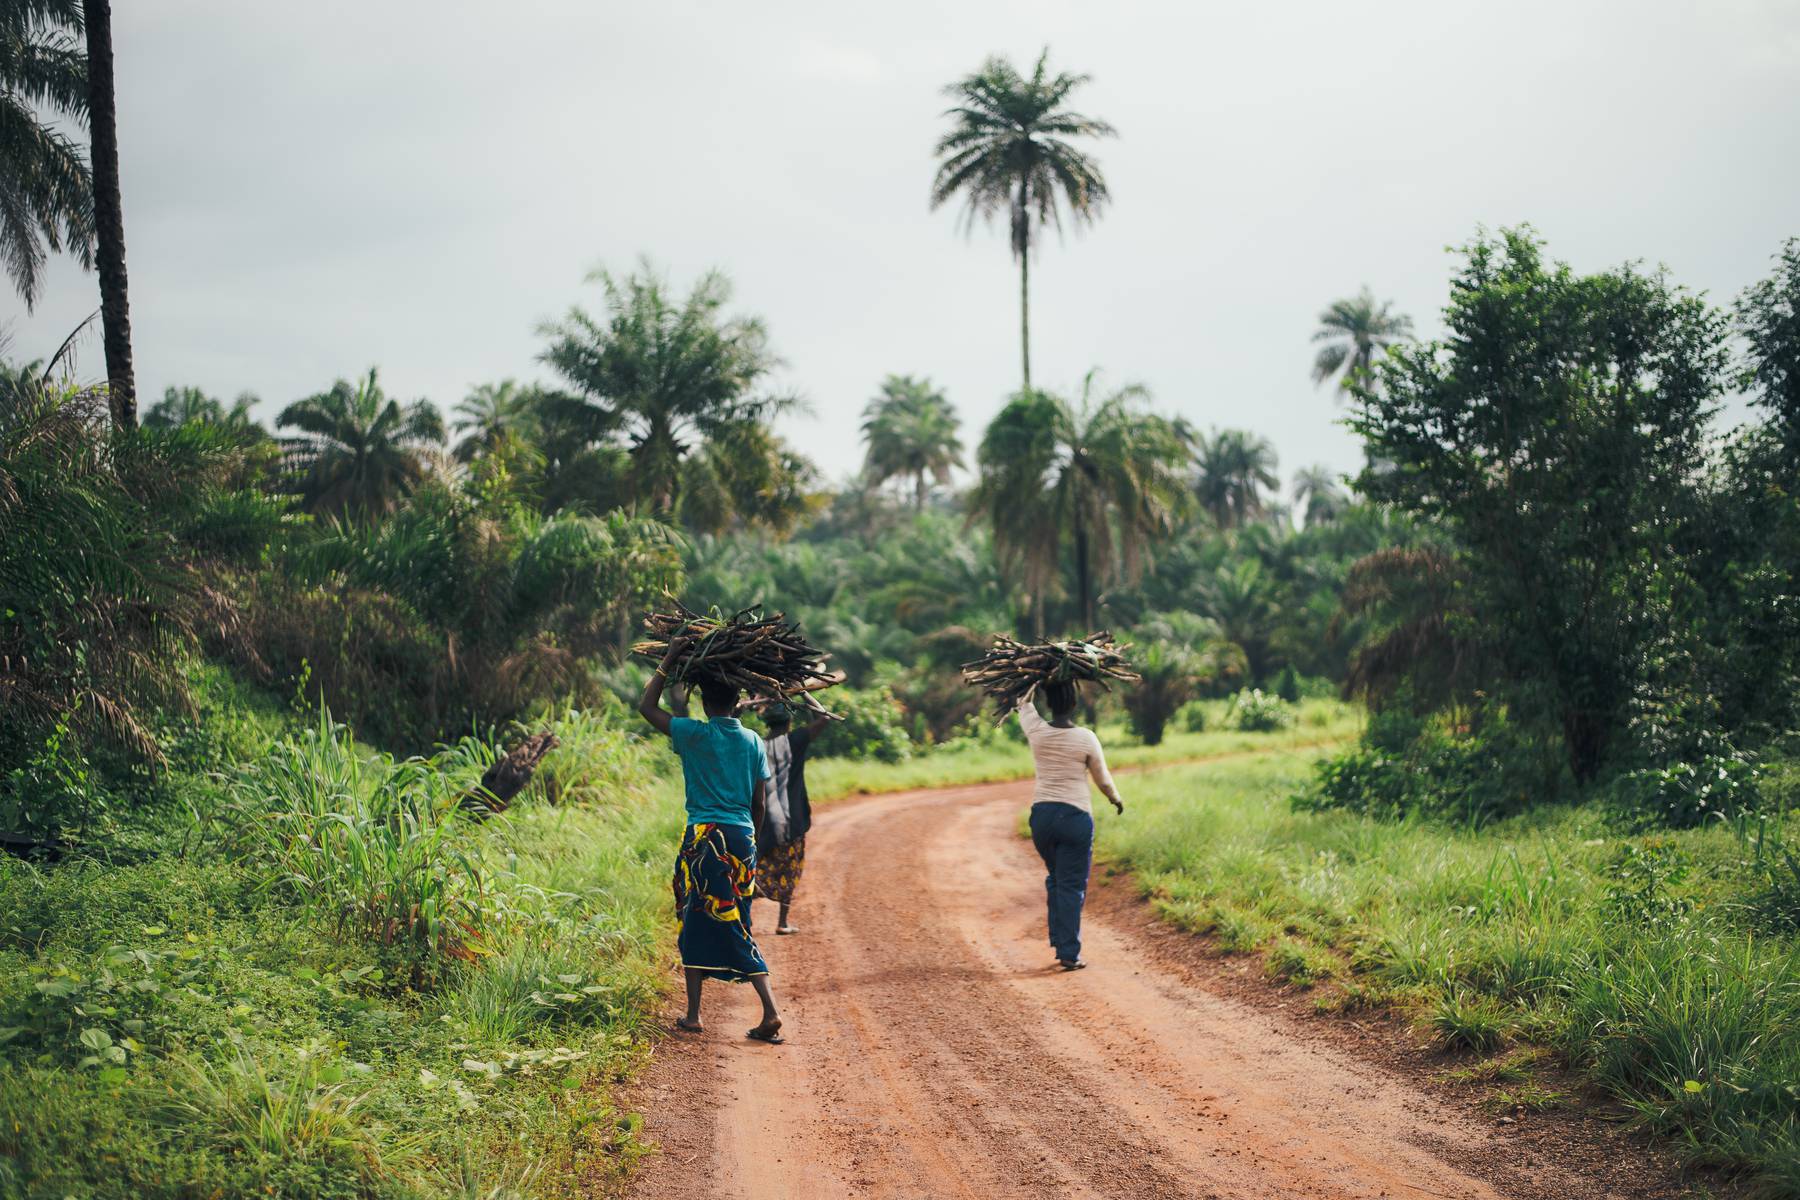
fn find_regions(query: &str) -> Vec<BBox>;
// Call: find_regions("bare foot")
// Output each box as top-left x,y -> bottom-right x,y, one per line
746,1017 -> 784,1044
674,1016 -> 703,1033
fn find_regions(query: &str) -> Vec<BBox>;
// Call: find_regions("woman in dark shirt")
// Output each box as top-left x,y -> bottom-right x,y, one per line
755,704 -> 829,935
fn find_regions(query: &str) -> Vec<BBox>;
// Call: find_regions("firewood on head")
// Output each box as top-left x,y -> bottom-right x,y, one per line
633,601 -> 843,719
960,632 -> 1140,720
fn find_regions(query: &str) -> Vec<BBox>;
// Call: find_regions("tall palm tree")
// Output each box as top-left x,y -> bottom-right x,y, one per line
931,49 -> 1116,390
972,370 -> 1190,633
79,0 -> 130,428
1312,287 -> 1413,397
1193,429 -> 1279,529
1291,464 -> 1348,527
539,263 -> 794,523
453,379 -> 539,462
860,374 -> 962,509
0,0 -> 93,310
276,368 -> 444,517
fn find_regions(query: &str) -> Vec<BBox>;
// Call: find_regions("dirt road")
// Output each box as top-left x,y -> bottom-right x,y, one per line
625,777 -> 1649,1200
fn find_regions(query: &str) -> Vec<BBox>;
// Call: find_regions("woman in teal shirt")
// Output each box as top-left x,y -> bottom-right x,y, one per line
639,636 -> 785,1044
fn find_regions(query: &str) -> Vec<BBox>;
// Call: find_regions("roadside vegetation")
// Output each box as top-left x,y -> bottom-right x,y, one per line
1,672 -> 684,1199
1101,749 -> 1800,1194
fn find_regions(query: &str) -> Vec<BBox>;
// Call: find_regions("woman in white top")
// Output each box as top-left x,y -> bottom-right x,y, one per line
1016,679 -> 1124,970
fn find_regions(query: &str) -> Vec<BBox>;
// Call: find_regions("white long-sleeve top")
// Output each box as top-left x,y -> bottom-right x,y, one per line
1016,700 -> 1120,814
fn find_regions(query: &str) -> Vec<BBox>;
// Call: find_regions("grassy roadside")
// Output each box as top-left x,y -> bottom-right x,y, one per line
805,698 -> 1362,802
0,678 -> 684,1200
1099,749 -> 1800,1196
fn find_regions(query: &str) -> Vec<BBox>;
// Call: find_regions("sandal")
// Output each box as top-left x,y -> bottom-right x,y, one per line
746,1023 -> 785,1045
673,1017 -> 703,1033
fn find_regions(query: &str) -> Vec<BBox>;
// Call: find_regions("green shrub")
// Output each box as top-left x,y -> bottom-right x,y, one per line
1297,708 -> 1569,825
1606,756 -> 1762,830
1275,665 -> 1301,704
1179,701 -> 1208,733
1122,642 -> 1199,747
805,685 -> 912,763
1227,688 -> 1294,732
0,383 -> 248,778
1430,991 -> 1509,1053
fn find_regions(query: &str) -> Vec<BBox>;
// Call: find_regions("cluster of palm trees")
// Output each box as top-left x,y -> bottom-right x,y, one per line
855,364 -> 1351,638
136,263 -> 815,534
919,46 -> 1411,634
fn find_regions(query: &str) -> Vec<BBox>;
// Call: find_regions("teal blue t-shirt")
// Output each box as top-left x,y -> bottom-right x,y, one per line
669,716 -> 771,829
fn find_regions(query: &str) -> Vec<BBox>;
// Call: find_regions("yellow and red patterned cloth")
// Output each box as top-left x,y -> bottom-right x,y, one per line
672,822 -> 768,980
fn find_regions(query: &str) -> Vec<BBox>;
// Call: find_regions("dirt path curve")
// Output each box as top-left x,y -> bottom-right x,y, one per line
624,777 -> 1632,1200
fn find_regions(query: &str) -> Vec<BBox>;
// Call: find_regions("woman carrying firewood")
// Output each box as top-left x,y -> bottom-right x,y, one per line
1017,678 -> 1125,971
754,704 -> 830,935
639,636 -> 785,1044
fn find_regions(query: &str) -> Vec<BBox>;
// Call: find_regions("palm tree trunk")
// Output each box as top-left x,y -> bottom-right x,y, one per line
83,0 -> 135,431
914,471 -> 926,511
1073,521 -> 1094,633
1019,248 -> 1031,391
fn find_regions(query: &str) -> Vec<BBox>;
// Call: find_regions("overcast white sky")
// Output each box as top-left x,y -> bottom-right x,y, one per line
7,0 -> 1798,486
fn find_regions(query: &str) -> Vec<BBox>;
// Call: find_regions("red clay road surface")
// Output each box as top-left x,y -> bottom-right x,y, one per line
625,776 -> 1652,1200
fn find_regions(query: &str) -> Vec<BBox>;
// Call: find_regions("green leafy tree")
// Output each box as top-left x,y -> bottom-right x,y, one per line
860,375 -> 962,509
1312,287 -> 1413,397
1679,239 -> 1800,751
1196,558 -> 1281,683
1352,229 -> 1730,782
452,379 -> 541,463
538,263 -> 803,527
1194,429 -> 1278,529
972,371 -> 1189,633
276,368 -> 445,518
1736,237 -> 1800,466
931,48 -> 1116,389
678,417 -> 817,536
1291,465 -> 1347,527
0,0 -> 92,310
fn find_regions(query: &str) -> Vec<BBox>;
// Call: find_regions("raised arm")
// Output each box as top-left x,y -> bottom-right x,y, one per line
1086,734 -> 1124,814
637,635 -> 690,737
804,713 -> 831,741
1014,691 -> 1047,740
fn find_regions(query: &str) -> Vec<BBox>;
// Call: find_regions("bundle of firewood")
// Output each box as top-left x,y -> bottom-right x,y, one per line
961,632 -> 1139,715
633,602 -> 840,717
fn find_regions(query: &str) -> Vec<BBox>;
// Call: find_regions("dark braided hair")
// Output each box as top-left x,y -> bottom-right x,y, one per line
1044,679 -> 1077,717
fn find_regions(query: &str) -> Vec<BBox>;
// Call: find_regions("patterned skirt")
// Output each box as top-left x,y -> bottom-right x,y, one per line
756,836 -> 806,905
672,823 -> 768,981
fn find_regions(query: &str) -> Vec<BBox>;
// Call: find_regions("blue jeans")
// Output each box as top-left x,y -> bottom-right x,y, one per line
1029,802 -> 1094,962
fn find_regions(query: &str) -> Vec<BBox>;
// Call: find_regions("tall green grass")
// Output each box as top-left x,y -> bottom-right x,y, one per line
208,713 -> 489,962
1103,751 -> 1800,1192
0,695 -> 682,1199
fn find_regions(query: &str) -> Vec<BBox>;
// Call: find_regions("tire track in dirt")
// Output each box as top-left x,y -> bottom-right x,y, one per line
623,775 -> 1642,1200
